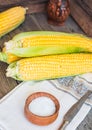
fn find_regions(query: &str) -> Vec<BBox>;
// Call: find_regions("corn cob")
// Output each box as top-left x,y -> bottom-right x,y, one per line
0,47 -> 20,64
0,52 -> 20,64
0,6 -> 26,38
4,31 -> 92,57
6,54 -> 92,81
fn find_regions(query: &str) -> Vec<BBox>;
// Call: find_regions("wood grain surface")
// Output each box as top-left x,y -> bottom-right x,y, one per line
0,12 -> 91,130
70,0 -> 92,37
0,0 -> 48,12
82,0 -> 92,10
76,0 -> 92,17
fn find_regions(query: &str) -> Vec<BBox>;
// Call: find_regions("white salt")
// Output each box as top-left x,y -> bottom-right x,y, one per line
29,96 -> 56,116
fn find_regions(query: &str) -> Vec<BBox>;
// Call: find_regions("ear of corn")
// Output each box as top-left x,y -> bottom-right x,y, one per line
0,47 -> 20,63
0,52 -> 20,63
6,54 -> 92,81
0,6 -> 26,38
4,31 -> 92,57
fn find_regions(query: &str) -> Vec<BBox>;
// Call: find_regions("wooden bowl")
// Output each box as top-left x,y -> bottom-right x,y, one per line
24,92 -> 60,126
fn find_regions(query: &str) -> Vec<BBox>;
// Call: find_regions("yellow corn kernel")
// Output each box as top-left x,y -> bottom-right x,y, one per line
6,54 -> 92,81
6,53 -> 20,63
21,35 -> 92,48
0,6 -> 26,37
6,34 -> 92,48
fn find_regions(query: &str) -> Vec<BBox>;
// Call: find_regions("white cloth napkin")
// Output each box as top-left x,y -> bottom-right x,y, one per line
0,80 -> 91,130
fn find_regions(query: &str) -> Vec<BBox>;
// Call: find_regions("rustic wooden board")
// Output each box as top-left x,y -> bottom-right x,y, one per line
0,0 -> 26,6
0,62 -> 17,98
33,13 -> 84,34
0,0 -> 47,7
76,0 -> 92,17
70,0 -> 92,37
0,0 -> 48,12
83,0 -> 92,10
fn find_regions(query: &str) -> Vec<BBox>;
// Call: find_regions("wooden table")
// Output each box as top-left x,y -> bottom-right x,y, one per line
0,13 -> 92,130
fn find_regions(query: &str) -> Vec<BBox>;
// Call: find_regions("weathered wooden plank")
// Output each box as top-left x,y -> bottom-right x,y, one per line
76,0 -> 92,17
0,62 -> 17,98
29,13 -> 53,31
0,0 -> 48,12
0,0 -> 48,7
33,13 -> 84,34
83,0 -> 92,10
25,3 -> 46,14
49,16 -> 84,34
70,0 -> 92,37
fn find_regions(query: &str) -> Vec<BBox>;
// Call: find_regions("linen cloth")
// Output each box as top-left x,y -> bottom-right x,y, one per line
0,80 -> 91,130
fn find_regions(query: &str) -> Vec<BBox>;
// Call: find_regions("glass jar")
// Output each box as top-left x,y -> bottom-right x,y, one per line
47,0 -> 70,25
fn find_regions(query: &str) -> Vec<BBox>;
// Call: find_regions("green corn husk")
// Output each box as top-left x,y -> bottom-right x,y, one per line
0,52 -> 8,63
4,31 -> 92,57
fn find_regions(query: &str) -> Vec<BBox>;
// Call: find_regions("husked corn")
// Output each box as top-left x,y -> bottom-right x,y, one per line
6,54 -> 92,81
4,31 -> 92,57
0,6 -> 26,37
